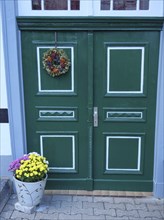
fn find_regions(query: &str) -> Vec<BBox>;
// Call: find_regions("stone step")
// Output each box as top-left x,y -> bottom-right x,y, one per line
0,178 -> 12,213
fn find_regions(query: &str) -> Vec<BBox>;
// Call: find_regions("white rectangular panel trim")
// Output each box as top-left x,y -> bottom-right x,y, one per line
40,134 -> 75,170
106,111 -> 143,119
37,46 -> 74,93
106,136 -> 141,172
39,110 -> 75,119
107,47 -> 144,94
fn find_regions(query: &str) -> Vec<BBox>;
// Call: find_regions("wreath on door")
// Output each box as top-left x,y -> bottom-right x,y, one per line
42,48 -> 71,77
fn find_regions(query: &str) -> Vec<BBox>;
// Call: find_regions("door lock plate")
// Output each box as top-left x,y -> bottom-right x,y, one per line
93,107 -> 98,127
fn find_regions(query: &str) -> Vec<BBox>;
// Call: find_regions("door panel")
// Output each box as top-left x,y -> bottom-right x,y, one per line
21,30 -> 159,191
22,31 -> 91,189
93,31 -> 159,191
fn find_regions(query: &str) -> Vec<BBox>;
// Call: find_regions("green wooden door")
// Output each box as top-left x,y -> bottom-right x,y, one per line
21,31 -> 91,189
21,28 -> 159,191
93,31 -> 159,191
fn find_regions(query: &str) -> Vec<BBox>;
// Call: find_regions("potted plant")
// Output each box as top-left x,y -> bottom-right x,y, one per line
8,152 -> 49,213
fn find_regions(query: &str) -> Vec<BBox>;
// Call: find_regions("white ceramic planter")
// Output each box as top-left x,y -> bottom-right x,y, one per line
13,175 -> 47,207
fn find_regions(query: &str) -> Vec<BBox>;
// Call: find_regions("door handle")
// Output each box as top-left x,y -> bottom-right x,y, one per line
93,107 -> 98,127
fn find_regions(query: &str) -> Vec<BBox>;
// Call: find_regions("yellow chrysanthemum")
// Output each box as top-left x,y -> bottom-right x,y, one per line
33,171 -> 38,175
39,166 -> 45,171
16,175 -> 21,179
24,173 -> 29,177
16,170 -> 19,174
19,170 -> 23,175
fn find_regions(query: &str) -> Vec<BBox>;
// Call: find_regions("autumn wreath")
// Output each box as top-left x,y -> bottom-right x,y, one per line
42,48 -> 71,77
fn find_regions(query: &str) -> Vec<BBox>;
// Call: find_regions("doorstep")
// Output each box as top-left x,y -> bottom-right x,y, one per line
0,178 -> 13,213
44,190 -> 153,197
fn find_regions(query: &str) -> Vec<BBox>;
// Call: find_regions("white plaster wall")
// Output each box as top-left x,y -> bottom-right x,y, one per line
0,14 -> 12,156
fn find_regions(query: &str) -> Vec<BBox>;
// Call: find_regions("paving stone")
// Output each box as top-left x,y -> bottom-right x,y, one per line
0,179 -> 13,213
138,210 -> 163,219
61,201 -> 82,209
116,209 -> 139,218
49,201 -> 61,208
41,195 -> 53,202
10,194 -> 17,200
83,201 -> 104,209
58,213 -> 82,220
36,205 -> 49,213
134,197 -> 157,205
126,203 -> 148,211
52,195 -> 72,202
128,218 -> 152,220
35,213 -> 58,219
147,203 -> 164,211
73,196 -> 93,202
155,199 -> 164,205
104,203 -> 126,210
71,207 -> 93,215
2,203 -> 15,212
7,201 -> 16,207
114,197 -> 135,204
39,219 -> 55,220
10,210 -> 35,219
82,214 -> 105,219
0,210 -> 13,219
106,217 -> 129,220
160,210 -> 164,218
7,197 -> 18,206
93,196 -> 114,203
48,206 -> 71,214
12,218 -> 27,220
94,208 -> 116,216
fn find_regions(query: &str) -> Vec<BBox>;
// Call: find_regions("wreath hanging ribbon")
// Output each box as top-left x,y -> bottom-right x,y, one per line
42,48 -> 71,77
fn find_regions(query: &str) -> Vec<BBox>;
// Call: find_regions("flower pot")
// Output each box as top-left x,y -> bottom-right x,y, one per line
13,175 -> 47,207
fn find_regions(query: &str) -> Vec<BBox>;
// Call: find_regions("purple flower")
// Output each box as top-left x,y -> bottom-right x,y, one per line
8,155 -> 29,172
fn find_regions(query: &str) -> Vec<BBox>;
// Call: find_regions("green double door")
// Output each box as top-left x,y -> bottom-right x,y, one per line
21,29 -> 159,191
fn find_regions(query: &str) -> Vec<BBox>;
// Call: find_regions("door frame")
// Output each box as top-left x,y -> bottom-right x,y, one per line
1,0 -> 164,197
